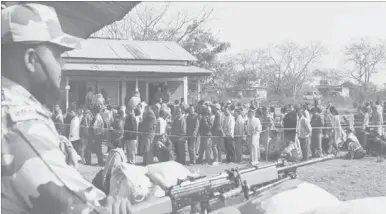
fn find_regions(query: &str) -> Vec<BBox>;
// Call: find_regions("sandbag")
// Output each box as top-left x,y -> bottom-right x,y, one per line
302,197 -> 386,214
109,163 -> 153,204
211,179 -> 339,214
146,161 -> 196,190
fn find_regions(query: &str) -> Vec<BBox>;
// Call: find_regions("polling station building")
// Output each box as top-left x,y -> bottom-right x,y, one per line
61,38 -> 212,109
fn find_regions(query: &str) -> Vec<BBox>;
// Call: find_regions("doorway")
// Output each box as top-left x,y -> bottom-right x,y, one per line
148,82 -> 167,105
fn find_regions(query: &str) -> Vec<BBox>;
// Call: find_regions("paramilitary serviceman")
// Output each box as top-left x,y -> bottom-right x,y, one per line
1,3 -> 132,214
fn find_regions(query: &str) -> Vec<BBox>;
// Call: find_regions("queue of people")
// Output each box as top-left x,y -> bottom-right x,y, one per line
53,87 -> 386,170
51,88 -> 386,196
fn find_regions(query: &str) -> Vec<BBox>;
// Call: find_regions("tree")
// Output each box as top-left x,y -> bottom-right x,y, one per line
344,38 -> 386,93
92,2 -> 213,42
182,28 -> 231,93
263,41 -> 326,98
92,2 -> 230,93
232,49 -> 266,89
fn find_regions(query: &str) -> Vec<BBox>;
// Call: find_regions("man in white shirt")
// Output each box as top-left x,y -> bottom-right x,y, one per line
373,101 -> 384,135
69,108 -> 82,155
297,107 -> 312,161
246,107 -> 262,165
102,105 -> 114,151
234,108 -> 247,163
223,107 -> 236,163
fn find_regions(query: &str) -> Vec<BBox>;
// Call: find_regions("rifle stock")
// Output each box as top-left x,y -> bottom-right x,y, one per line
132,155 -> 334,214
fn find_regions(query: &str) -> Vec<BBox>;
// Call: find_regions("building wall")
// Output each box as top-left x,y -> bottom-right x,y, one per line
65,73 -> 193,108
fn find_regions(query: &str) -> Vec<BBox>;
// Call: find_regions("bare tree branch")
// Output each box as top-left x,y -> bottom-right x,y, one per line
344,37 -> 386,91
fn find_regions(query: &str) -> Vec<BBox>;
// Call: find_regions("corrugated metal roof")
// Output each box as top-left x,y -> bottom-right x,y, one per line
63,39 -> 197,61
63,63 -> 211,76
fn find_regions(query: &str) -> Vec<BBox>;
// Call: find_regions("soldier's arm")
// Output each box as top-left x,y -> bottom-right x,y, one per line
2,120 -> 112,214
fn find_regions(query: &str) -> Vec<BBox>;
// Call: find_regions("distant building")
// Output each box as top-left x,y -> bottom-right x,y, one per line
317,80 -> 350,98
202,86 -> 268,101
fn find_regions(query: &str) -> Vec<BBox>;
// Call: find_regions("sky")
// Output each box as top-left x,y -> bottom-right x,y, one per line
140,1 -> 386,87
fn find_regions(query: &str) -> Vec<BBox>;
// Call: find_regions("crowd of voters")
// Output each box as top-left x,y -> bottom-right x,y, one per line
3,3 -> 385,213
52,88 -> 386,194
54,88 -> 386,168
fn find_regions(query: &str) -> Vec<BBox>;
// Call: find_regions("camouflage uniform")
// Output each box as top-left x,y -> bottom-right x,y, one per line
1,4 -> 110,214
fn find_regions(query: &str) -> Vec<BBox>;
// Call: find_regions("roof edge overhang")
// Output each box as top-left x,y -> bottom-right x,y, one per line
64,71 -> 212,77
63,63 -> 212,77
62,57 -> 191,65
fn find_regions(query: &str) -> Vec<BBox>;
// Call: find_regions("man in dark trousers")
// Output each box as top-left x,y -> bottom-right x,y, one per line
211,103 -> 225,165
310,107 -> 324,157
124,107 -> 138,164
186,106 -> 200,165
170,107 -> 187,164
197,106 -> 213,164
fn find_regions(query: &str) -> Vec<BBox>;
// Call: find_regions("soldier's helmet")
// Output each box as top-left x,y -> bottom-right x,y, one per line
1,3 -> 83,50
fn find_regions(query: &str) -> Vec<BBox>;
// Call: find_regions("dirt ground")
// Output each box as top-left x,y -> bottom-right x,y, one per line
79,152 -> 386,201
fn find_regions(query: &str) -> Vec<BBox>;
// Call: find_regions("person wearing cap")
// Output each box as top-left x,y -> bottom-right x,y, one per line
1,3 -> 132,213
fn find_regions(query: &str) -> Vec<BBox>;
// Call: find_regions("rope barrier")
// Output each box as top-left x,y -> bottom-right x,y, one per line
53,121 -> 386,139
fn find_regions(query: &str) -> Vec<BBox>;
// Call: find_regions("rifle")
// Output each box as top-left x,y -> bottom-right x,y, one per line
132,155 -> 335,214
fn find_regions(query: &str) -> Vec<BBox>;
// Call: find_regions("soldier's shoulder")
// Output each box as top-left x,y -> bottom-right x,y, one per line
2,80 -> 52,122
2,78 -> 56,141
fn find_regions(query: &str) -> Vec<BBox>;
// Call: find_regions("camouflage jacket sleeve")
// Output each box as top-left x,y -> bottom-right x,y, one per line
1,119 -> 111,214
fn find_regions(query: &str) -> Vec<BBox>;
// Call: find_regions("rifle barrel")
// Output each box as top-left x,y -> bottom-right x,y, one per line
278,155 -> 334,172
